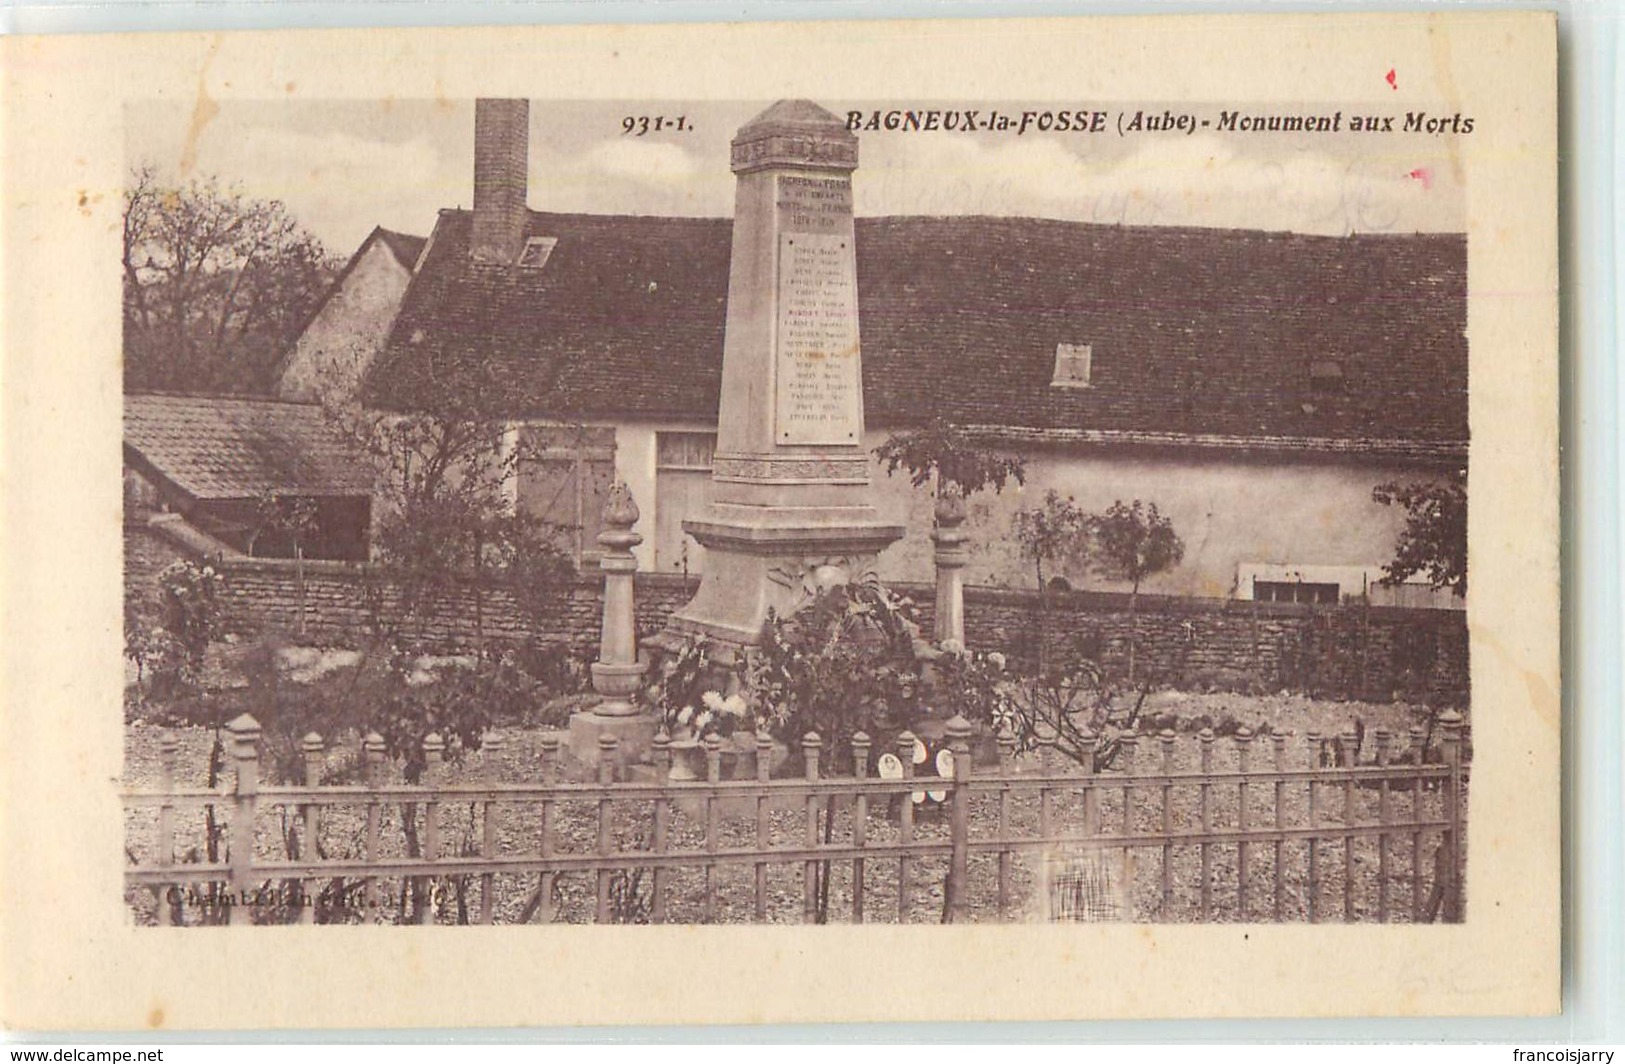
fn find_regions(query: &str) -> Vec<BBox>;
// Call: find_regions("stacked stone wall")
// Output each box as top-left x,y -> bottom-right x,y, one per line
125,524 -> 1467,704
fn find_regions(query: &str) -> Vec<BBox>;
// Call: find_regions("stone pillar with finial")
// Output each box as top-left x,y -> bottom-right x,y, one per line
568,481 -> 658,768
591,481 -> 645,716
931,483 -> 969,647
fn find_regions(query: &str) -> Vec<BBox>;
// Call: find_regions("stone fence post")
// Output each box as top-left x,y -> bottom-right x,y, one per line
944,714 -> 974,923
1440,710 -> 1466,922
225,712 -> 261,926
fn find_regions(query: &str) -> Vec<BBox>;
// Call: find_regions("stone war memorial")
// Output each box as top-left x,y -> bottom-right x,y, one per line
571,100 -> 906,766
662,99 -> 903,649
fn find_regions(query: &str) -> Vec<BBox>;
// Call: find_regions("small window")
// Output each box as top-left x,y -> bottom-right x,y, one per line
657,432 -> 716,471
1052,343 -> 1093,388
518,236 -> 558,270
1309,359 -> 1344,393
1254,580 -> 1340,605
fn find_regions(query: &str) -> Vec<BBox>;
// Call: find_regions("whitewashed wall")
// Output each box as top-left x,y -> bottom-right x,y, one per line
278,239 -> 413,403
611,421 -> 1463,610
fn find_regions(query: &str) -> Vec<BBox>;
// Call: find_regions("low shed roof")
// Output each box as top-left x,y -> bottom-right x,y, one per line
124,393 -> 374,501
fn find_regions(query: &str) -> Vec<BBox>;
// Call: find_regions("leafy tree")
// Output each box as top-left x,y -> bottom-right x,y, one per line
156,559 -> 227,669
1088,500 -> 1185,682
124,560 -> 225,704
873,419 -> 1026,499
1372,469 -> 1467,597
342,375 -> 579,658
250,492 -> 320,636
1012,491 -> 1091,670
1089,500 -> 1185,596
123,165 -> 338,394
1013,490 -> 1091,594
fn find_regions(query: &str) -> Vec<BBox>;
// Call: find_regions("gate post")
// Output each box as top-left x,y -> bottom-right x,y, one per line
299,732 -> 324,924
156,730 -> 179,926
225,713 -> 261,926
591,481 -> 647,716
570,481 -> 656,766
1440,710 -> 1466,922
1079,726 -> 1100,837
931,484 -> 969,647
944,714 -> 974,923
802,731 -> 822,924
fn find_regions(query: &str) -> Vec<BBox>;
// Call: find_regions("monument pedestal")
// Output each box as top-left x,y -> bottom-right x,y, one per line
652,100 -> 903,658
566,710 -> 659,768
661,509 -> 903,652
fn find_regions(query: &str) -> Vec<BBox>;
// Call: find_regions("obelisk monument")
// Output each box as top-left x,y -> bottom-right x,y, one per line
660,100 -> 903,653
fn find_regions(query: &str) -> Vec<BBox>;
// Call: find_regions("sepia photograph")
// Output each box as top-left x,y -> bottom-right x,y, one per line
119,95 -> 1472,928
0,13 -> 1559,1028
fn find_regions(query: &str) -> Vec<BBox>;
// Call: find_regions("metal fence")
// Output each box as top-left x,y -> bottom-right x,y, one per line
123,711 -> 1467,926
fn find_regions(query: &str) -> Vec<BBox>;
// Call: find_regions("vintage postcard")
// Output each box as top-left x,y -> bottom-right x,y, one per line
0,12 -> 1558,1028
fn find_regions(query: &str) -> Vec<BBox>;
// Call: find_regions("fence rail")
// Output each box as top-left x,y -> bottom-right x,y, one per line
123,711 -> 1468,926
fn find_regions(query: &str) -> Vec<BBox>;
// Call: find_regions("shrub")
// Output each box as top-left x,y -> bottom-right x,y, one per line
126,560 -> 226,702
746,577 -> 925,773
990,661 -> 1150,772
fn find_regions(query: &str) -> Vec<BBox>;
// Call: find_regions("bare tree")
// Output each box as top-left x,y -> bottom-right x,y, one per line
122,164 -> 338,394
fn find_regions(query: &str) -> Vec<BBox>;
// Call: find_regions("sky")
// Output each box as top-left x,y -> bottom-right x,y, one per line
126,98 -> 1466,258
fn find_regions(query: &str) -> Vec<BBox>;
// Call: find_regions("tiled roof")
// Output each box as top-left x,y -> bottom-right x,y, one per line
366,210 -> 1467,446
374,227 -> 427,271
369,211 -> 731,421
124,393 -> 374,500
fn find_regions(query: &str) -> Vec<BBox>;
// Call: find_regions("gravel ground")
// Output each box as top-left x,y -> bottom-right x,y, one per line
123,693 -> 1468,926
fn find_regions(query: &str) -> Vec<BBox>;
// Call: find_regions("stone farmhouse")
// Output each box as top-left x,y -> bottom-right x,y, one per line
276,99 -> 1468,610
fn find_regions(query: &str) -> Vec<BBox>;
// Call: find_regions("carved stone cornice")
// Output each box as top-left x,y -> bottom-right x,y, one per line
711,453 -> 870,485
731,100 -> 858,174
731,134 -> 859,174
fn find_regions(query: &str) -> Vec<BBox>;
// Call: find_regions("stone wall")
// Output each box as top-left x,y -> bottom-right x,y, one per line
125,523 -> 1467,705
923,586 -> 1469,706
124,520 -> 191,617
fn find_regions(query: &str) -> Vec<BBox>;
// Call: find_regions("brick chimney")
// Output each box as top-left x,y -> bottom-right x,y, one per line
471,98 -> 529,266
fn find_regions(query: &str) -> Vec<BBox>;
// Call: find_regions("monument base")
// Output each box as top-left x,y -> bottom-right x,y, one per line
652,506 -> 905,656
566,709 -> 660,768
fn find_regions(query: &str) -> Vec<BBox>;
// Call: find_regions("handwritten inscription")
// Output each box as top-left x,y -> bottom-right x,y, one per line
776,232 -> 860,445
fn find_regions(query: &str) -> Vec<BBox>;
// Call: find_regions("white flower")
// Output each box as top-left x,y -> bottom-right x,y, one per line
677,706 -> 693,726
940,638 -> 965,656
719,693 -> 749,717
702,690 -> 727,713
694,710 -> 714,732
987,652 -> 1007,671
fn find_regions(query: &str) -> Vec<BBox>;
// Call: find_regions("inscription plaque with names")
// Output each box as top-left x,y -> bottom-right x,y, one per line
776,231 -> 861,445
